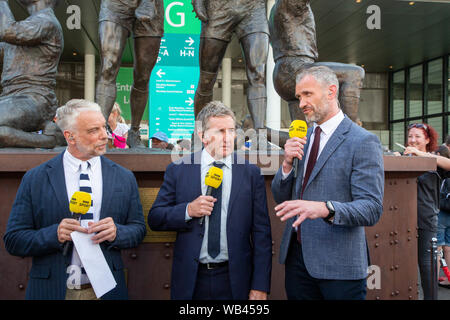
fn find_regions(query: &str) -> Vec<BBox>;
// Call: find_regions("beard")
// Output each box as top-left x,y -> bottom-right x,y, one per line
303,98 -> 330,124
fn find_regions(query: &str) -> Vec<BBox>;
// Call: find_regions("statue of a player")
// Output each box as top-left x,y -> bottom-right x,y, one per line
96,0 -> 164,148
269,0 -> 365,123
0,0 -> 64,148
192,0 -> 269,132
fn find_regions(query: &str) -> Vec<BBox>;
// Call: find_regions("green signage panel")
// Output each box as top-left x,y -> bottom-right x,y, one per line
163,0 -> 201,35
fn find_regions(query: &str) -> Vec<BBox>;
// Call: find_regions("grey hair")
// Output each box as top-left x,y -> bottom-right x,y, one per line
196,100 -> 236,133
296,66 -> 340,99
56,99 -> 102,132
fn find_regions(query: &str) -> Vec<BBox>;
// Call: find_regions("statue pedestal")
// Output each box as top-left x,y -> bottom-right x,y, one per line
0,151 -> 435,299
365,156 -> 436,300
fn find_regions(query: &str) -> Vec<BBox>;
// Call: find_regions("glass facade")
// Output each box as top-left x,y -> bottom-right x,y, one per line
409,65 -> 422,118
389,55 -> 450,152
391,71 -> 405,121
426,59 -> 443,116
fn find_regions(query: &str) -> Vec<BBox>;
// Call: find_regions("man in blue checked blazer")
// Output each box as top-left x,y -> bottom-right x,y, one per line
272,66 -> 384,300
4,99 -> 146,300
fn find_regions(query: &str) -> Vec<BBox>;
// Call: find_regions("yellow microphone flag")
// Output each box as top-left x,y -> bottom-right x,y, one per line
205,166 -> 223,189
69,191 -> 91,215
289,120 -> 308,138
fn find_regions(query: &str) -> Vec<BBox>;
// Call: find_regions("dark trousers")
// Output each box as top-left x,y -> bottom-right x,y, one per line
418,228 -> 437,300
192,264 -> 233,300
285,233 -> 367,300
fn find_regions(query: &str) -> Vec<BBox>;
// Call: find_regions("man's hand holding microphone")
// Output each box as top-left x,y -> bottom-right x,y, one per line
282,120 -> 308,177
276,120 -> 331,227
187,166 -> 223,224
58,191 -> 117,255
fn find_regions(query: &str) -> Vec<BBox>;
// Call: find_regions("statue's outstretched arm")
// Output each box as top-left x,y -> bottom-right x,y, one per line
191,0 -> 208,22
0,1 -> 53,46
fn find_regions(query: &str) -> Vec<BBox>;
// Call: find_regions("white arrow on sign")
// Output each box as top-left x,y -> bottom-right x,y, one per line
185,97 -> 194,106
185,37 -> 194,47
156,69 -> 166,78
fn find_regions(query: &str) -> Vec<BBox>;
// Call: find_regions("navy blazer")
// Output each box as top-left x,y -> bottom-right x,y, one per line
3,151 -> 146,300
272,116 -> 384,280
148,152 -> 272,300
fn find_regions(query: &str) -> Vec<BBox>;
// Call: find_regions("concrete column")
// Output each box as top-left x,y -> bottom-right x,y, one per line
266,0 -> 281,130
84,53 -> 95,102
222,57 -> 232,107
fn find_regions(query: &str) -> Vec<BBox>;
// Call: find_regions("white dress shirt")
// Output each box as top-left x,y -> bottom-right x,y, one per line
185,148 -> 232,263
63,149 -> 103,284
63,149 -> 103,224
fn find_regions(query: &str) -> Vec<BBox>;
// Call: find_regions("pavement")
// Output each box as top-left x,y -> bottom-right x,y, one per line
418,268 -> 450,300
438,284 -> 450,299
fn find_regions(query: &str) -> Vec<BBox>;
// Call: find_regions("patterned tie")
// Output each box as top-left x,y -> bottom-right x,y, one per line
208,161 -> 225,259
297,126 -> 321,242
79,161 -> 94,226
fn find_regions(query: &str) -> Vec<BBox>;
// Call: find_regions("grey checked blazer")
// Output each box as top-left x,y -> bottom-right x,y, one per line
271,116 -> 384,280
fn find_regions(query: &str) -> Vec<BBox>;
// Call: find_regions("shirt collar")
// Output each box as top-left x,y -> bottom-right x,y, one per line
313,110 -> 345,136
64,148 -> 100,173
201,148 -> 232,169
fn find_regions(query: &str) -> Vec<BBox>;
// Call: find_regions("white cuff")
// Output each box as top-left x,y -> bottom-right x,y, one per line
281,168 -> 293,180
185,203 -> 193,221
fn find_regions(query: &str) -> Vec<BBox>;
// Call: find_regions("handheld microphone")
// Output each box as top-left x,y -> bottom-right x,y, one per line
289,120 -> 308,179
63,191 -> 92,256
200,166 -> 224,225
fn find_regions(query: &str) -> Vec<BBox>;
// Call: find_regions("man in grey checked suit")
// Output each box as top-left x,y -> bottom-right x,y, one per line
272,66 -> 384,300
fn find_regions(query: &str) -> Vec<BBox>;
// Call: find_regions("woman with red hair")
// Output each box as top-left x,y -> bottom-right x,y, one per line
402,123 -> 450,299
404,123 -> 450,167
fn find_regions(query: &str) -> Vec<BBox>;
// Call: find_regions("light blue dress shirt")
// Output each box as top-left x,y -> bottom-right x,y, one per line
185,149 -> 232,263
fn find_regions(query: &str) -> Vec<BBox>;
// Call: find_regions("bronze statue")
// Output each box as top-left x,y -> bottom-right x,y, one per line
96,0 -> 164,148
269,0 -> 364,123
192,0 -> 269,130
0,0 -> 64,148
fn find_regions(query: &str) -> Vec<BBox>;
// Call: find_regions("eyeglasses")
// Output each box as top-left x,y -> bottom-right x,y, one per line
408,123 -> 428,131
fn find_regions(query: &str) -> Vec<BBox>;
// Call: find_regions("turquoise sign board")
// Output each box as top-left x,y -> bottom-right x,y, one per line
157,33 -> 200,67
149,0 -> 201,146
149,66 -> 199,141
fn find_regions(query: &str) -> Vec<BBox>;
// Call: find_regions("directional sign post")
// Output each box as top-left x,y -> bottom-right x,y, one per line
149,0 -> 201,147
150,66 -> 199,140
